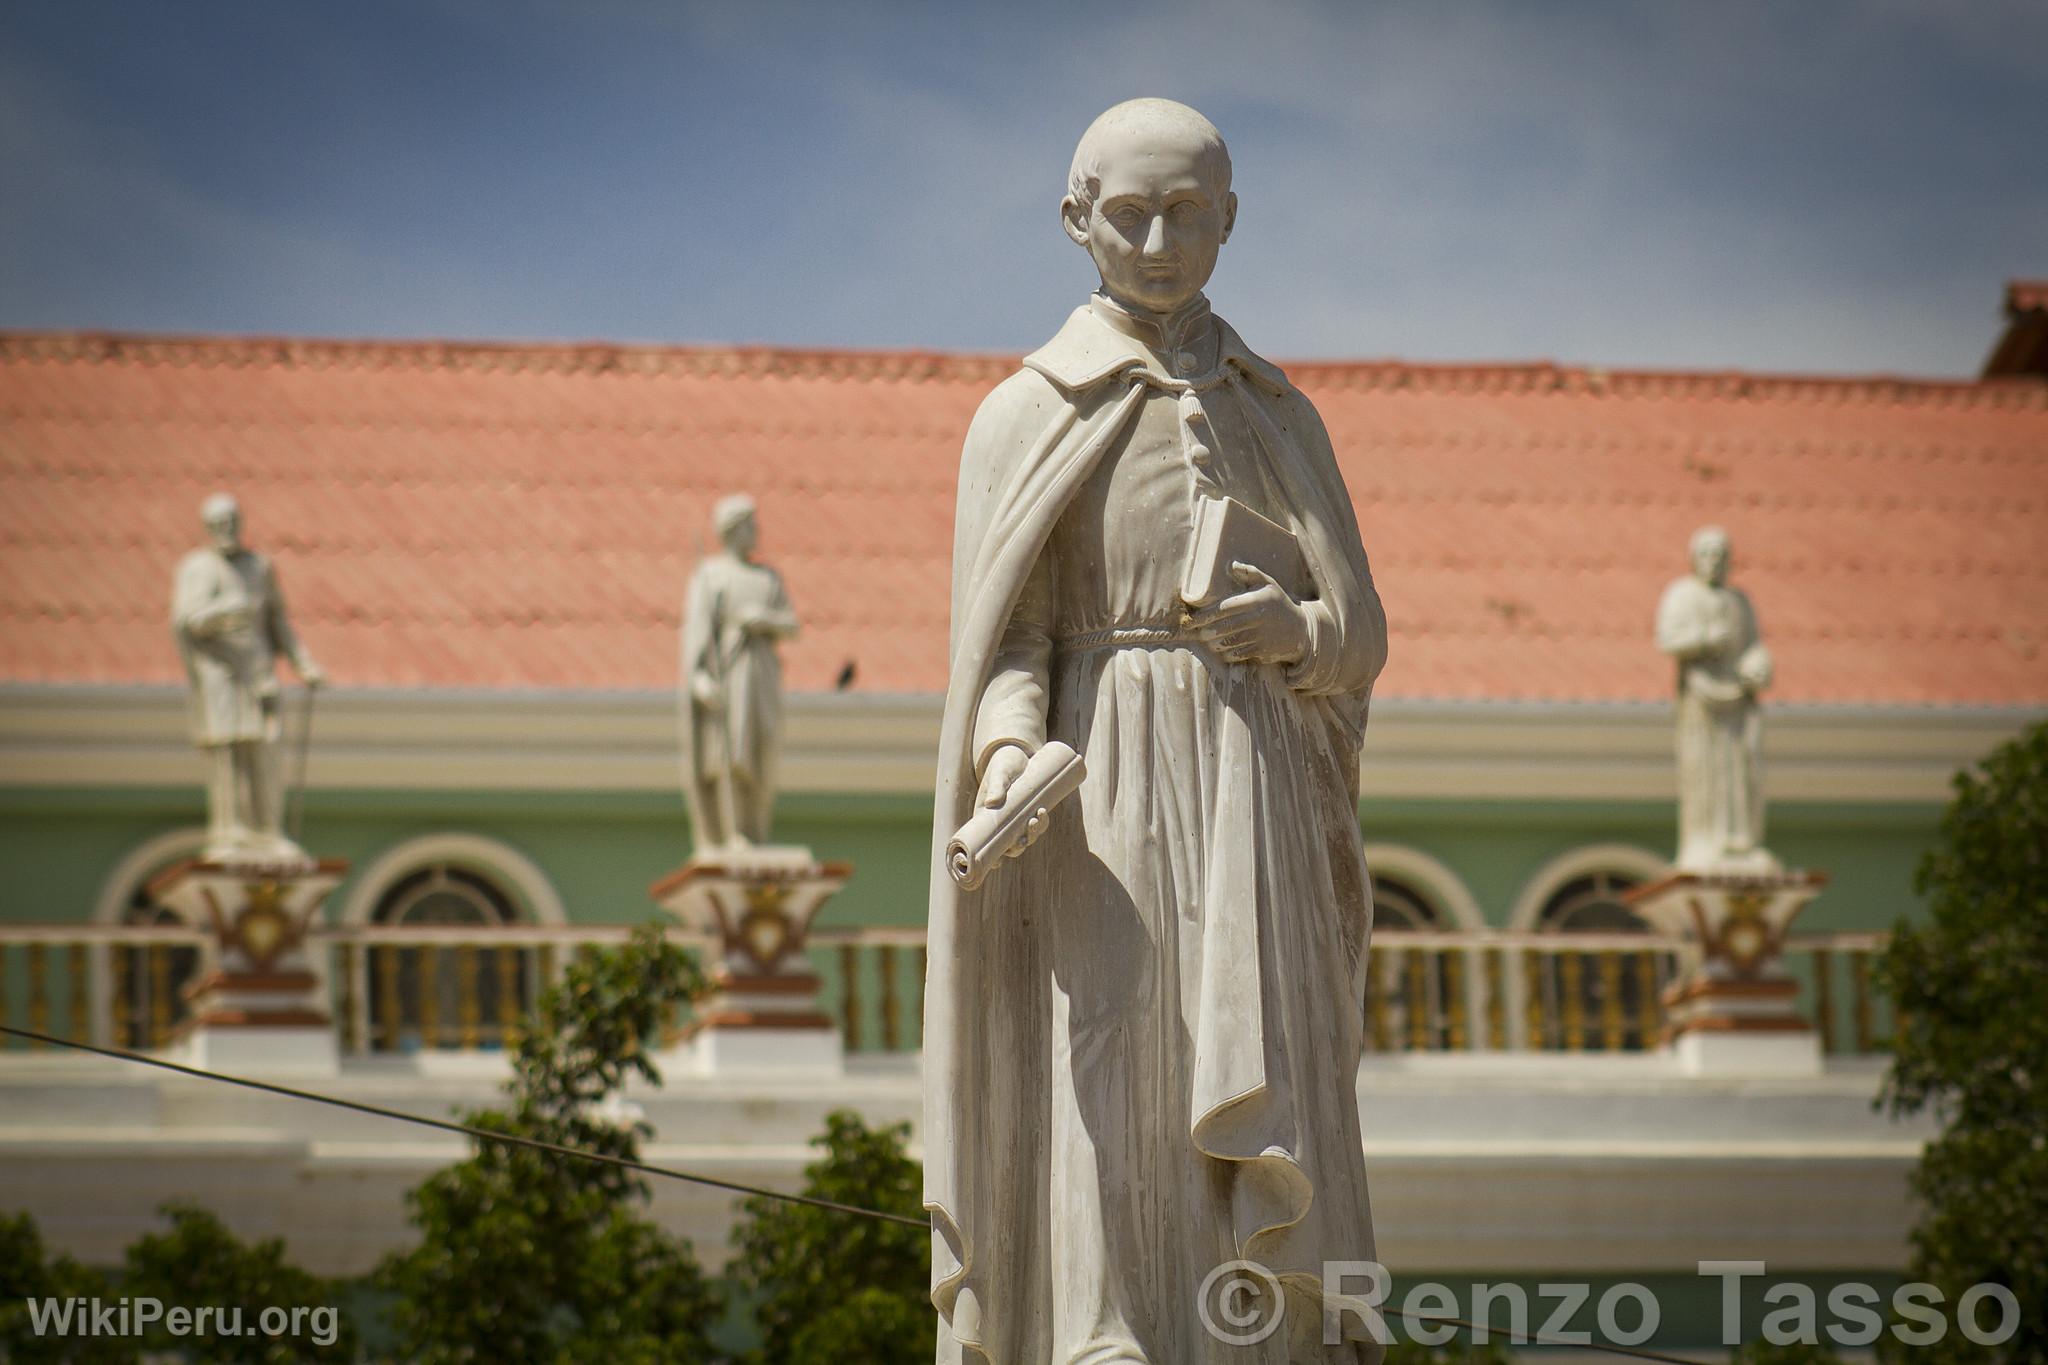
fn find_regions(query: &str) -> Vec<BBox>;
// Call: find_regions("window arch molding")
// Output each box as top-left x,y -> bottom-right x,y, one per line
338,833 -> 567,927
1362,844 -> 1485,931
1507,843 -> 1667,933
93,827 -> 208,924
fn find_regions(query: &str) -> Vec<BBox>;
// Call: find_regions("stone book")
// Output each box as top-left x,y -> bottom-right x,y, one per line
1178,493 -> 1307,609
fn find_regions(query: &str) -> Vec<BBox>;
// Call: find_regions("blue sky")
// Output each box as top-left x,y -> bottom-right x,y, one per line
2,0 -> 2043,375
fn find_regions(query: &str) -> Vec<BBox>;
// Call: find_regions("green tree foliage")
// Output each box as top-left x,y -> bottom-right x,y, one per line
0,1211 -> 132,1364
1730,1340 -> 1843,1365
1384,1333 -> 1511,1364
378,924 -> 723,1363
729,1109 -> 931,1365
120,1202 -> 358,1363
1879,719 -> 2047,1364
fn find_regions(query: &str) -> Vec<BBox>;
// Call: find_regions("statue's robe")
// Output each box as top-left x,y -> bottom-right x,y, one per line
682,554 -> 794,846
170,547 -> 301,747
1655,575 -> 1772,871
924,296 -> 1388,1364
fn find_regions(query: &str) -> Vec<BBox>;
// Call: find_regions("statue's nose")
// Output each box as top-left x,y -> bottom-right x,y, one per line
1143,213 -> 1168,257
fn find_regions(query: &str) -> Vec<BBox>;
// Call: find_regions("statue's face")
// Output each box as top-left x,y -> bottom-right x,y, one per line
1692,536 -> 1730,586
724,514 -> 757,559
204,509 -> 242,554
1064,129 -> 1235,316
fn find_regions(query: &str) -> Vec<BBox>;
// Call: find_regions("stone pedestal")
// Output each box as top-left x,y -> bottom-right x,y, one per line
1626,869 -> 1828,1075
649,848 -> 852,1076
146,856 -> 347,1074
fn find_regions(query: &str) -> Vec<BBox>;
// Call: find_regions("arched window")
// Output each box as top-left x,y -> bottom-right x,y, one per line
1369,873 -> 1446,932
1517,847 -> 1674,1052
372,864 -> 518,929
1536,870 -> 1650,935
344,836 -> 562,1055
97,830 -> 209,1050
1362,847 -> 1482,1053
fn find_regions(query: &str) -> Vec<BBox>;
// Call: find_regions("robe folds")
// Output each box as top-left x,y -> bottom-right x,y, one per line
923,301 -> 1388,1364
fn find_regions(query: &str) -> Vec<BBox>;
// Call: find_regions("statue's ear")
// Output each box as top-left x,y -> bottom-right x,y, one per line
1220,191 -> 1238,245
1060,195 -> 1091,248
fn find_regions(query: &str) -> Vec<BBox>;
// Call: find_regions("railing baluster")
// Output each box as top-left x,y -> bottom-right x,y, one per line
1523,948 -> 1546,1050
1811,947 -> 1835,1055
110,946 -> 129,1049
1851,951 -> 1873,1053
0,945 -> 10,1051
1366,950 -> 1391,1052
67,944 -> 89,1044
840,944 -> 862,1053
1483,947 -> 1506,1049
1405,947 -> 1429,1051
496,946 -> 521,1047
880,945 -> 901,1051
1560,951 -> 1586,1051
1634,950 -> 1660,1048
418,945 -> 440,1050
337,942 -> 359,1055
147,946 -> 172,1048
26,944 -> 48,1048
1444,949 -> 1468,1052
456,945 -> 480,1050
376,945 -> 402,1052
1598,951 -> 1624,1051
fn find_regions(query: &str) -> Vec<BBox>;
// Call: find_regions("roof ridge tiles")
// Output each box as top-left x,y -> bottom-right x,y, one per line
7,329 -> 2047,410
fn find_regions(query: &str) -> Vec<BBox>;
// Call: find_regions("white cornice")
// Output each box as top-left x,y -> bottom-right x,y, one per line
0,685 -> 2036,804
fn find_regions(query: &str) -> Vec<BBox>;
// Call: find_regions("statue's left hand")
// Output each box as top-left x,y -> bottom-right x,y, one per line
1185,563 -> 1309,666
300,663 -> 327,690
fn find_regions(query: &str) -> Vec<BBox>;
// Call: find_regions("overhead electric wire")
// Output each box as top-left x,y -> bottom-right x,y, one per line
0,1020 -> 1713,1362
0,1022 -> 927,1230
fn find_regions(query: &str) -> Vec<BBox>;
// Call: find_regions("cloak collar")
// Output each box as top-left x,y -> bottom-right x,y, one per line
1024,293 -> 1290,398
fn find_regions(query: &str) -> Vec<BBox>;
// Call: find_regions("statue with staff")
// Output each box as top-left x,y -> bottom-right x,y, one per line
170,493 -> 325,862
681,494 -> 799,853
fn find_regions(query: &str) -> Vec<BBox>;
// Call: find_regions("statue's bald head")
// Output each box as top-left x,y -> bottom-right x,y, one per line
1062,99 -> 1237,316
201,492 -> 243,553
1690,525 -> 1731,586
713,493 -> 758,559
1067,98 -> 1232,217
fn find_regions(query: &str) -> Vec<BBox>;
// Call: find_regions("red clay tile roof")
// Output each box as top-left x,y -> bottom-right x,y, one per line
2,330 -> 2044,705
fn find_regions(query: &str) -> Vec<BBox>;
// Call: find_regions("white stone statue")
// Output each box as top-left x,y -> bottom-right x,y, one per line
171,493 -> 325,862
681,494 -> 798,853
923,99 -> 1388,1363
1655,525 -> 1778,873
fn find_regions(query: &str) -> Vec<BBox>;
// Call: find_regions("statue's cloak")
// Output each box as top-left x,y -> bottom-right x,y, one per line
923,304 -> 1385,1361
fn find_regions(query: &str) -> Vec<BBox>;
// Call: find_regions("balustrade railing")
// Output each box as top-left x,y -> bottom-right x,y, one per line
0,925 -> 215,1051
0,922 -> 1897,1062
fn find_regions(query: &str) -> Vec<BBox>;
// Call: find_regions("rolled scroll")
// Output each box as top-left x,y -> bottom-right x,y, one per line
947,740 -> 1086,890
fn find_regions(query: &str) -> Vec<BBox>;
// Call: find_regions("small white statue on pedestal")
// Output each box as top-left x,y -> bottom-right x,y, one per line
681,494 -> 799,855
171,493 -> 324,863
1655,525 -> 1777,874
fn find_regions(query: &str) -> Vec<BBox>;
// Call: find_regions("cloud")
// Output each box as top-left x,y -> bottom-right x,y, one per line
1,0 -> 2041,374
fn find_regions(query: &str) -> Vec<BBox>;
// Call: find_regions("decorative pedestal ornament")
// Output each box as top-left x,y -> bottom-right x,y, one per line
649,848 -> 852,1075
146,856 -> 347,1074
1625,869 -> 1829,1076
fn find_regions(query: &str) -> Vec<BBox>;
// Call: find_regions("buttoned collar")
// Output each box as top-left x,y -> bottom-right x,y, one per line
1024,293 -> 1290,397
